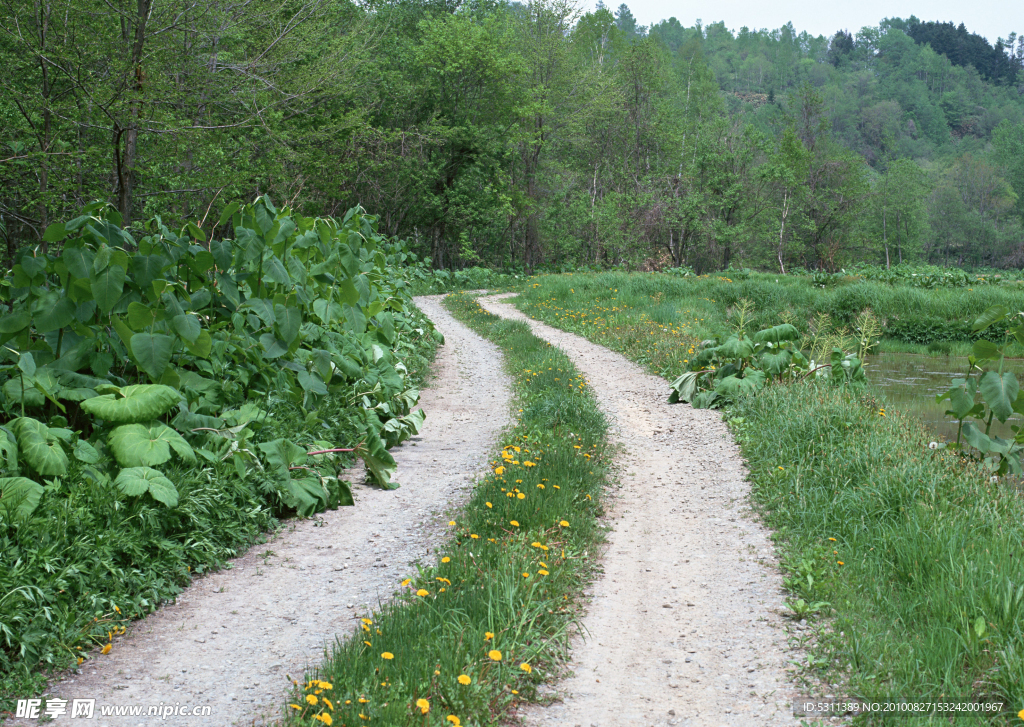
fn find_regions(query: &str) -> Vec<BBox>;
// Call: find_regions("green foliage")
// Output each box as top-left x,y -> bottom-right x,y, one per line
0,198 -> 438,700
935,305 -> 1024,476
731,384 -> 1024,718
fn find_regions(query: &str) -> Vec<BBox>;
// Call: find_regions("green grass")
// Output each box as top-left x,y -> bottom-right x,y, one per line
515,271 -> 1024,369
280,292 -> 609,727
511,272 -> 1024,724
731,386 -> 1024,724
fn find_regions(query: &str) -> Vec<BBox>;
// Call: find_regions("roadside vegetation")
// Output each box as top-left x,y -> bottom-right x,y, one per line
280,292 -> 609,727
514,272 -> 1024,724
0,199 -> 438,706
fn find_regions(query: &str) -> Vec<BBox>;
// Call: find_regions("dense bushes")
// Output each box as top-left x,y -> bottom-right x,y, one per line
0,198 -> 438,701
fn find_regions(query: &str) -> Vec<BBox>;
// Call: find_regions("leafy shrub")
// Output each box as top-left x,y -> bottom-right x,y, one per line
0,197 -> 439,695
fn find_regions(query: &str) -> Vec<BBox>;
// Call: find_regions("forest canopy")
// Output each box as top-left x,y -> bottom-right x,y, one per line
2,0 -> 1023,272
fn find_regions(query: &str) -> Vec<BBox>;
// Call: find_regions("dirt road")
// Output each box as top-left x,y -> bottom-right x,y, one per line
479,294 -> 799,727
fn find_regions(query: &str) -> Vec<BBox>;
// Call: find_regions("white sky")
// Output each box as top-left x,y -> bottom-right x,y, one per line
614,0 -> 1021,44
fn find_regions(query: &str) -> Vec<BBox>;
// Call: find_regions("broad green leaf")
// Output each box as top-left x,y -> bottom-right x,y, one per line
186,222 -> 207,242
759,349 -> 793,376
242,298 -> 276,326
753,323 -> 800,344
109,422 -> 195,467
72,439 -> 101,464
263,256 -> 290,285
973,305 -> 1009,332
17,352 -> 36,378
258,438 -> 307,479
715,336 -> 754,360
130,333 -> 174,381
313,299 -> 344,325
938,378 -> 978,420
131,254 -> 169,289
33,296 -> 76,333
10,417 -> 67,476
0,477 -> 44,522
972,339 -> 1000,361
355,426 -> 398,490
259,333 -> 289,359
962,422 -> 992,453
171,313 -> 201,343
42,222 -> 68,243
297,370 -> 328,396
81,384 -> 180,423
113,466 -> 179,507
274,305 -> 301,343
0,311 -> 31,334
980,370 -> 1019,422
183,329 -> 212,358
0,429 -> 18,473
217,202 -> 240,228
91,264 -> 127,314
208,240 -> 231,272
62,247 -> 94,279
2,377 -> 45,408
127,301 -> 157,331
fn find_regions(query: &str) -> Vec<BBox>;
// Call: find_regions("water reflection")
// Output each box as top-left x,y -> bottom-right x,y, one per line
865,352 -> 1024,441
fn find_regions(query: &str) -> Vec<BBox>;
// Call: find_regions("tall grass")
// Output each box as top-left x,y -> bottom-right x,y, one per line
280,293 -> 609,727
732,384 -> 1024,723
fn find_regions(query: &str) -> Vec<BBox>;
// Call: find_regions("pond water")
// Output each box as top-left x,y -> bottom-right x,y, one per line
865,352 -> 1024,441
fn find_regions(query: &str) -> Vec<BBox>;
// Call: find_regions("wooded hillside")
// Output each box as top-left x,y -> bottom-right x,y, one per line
2,1 -> 1022,272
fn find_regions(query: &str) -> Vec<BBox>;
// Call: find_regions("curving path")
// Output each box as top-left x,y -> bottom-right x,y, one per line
11,296 -> 511,726
478,294 -> 799,727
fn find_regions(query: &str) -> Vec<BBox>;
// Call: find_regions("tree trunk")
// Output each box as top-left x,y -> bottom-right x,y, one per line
777,192 -> 789,274
116,0 -> 153,226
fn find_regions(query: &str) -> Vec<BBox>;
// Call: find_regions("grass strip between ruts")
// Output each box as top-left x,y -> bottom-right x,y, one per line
510,276 -> 1024,724
280,292 -> 609,727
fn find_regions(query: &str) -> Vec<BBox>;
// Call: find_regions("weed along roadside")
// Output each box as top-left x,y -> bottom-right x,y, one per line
0,198 -> 442,712
477,294 -> 798,727
1,295 -> 506,725
514,273 -> 1024,724
279,291 -> 610,727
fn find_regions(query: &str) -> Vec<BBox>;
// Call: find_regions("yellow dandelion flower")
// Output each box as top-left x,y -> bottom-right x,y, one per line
486,502 -> 493,508
313,714 -> 332,725
323,697 -> 334,710
458,674 -> 471,685
531,542 -> 543,548
485,631 -> 494,641
510,520 -> 520,527
442,556 -> 451,563
470,534 -> 480,539
417,589 -> 429,597
289,704 -> 301,711
447,717 -> 461,726
559,520 -> 569,527
416,698 -> 430,714
539,569 -> 549,575
522,572 -> 530,578
364,641 -> 372,647
402,578 -> 411,586
488,649 -> 502,661
381,652 -> 394,660
361,618 -> 373,625
101,643 -> 112,655
517,493 -> 525,500
495,466 -> 505,475
448,520 -> 456,526
306,694 -> 319,705
520,663 -> 532,673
